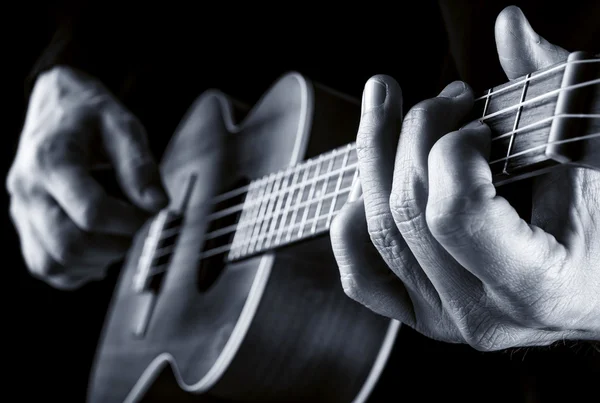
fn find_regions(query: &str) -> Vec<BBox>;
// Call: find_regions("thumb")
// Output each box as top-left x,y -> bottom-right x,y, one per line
101,109 -> 169,212
494,6 -> 569,80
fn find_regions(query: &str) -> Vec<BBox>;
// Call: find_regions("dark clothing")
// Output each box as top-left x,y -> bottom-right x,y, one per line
12,1 -> 600,402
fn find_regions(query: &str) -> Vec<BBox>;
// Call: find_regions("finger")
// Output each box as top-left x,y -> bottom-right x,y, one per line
28,189 -> 131,268
355,75 -> 402,264
426,121 -> 567,287
495,6 -> 569,79
391,81 -> 481,290
356,75 -> 440,306
330,194 -> 416,325
42,150 -> 149,236
10,201 -> 103,290
101,108 -> 169,212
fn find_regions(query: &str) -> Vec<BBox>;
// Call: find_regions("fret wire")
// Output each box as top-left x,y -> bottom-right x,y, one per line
227,181 -> 255,259
297,155 -> 326,239
234,187 -> 353,258
208,75 -> 600,224
203,76 -> 600,242
209,143 -> 339,205
266,152 -> 335,246
215,169 -> 354,244
325,145 -> 352,228
206,159 -> 357,222
264,171 -> 291,248
249,172 -> 283,254
231,163 -> 341,240
491,113 -> 600,144
482,88 -> 492,117
236,176 -> 269,257
231,165 -> 322,243
310,152 -> 337,234
481,78 -> 600,123
474,58 -> 599,103
227,150 -> 354,251
204,162 -> 362,243
210,76 -> 600,224
273,167 -> 302,246
285,164 -> 312,242
255,171 -> 284,251
240,163 -> 314,252
211,109 -> 598,240
243,174 -> 276,256
490,131 -> 600,165
503,73 -> 531,174
202,129 -> 600,261
255,150 -> 346,208
231,177 -> 263,258
206,60 -> 598,210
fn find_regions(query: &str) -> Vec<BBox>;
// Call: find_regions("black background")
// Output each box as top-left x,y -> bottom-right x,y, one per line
6,1 -> 599,402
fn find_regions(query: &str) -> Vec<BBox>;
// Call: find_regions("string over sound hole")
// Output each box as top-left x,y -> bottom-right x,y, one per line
197,177 -> 248,291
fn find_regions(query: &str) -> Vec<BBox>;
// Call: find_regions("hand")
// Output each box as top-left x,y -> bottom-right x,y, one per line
330,6 -> 600,350
7,66 -> 168,290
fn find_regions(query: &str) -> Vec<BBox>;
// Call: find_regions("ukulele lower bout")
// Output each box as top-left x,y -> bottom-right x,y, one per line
88,72 -> 399,403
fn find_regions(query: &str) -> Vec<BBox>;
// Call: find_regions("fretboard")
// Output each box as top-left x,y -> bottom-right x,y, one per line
202,53 -> 599,263
223,143 -> 359,261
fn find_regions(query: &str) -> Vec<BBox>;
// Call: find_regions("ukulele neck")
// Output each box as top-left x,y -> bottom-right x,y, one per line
206,52 -> 599,263
479,51 -> 600,185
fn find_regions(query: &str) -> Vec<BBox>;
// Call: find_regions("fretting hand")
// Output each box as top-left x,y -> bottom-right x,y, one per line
330,6 -> 600,350
7,66 -> 168,290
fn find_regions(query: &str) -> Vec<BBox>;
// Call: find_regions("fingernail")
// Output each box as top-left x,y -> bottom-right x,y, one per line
143,185 -> 169,210
439,81 -> 466,98
361,79 -> 387,114
461,120 -> 484,130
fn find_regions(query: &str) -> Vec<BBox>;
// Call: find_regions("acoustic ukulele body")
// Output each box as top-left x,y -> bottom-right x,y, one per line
88,72 -> 400,403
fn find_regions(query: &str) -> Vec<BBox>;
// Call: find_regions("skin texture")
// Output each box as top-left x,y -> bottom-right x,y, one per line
330,6 -> 600,351
6,5 -> 598,351
7,66 -> 168,290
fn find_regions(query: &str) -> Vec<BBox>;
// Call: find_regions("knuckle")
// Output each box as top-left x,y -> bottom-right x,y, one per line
429,132 -> 452,160
454,304 -> 513,351
404,99 -> 441,123
463,321 -> 513,352
367,210 -> 404,257
329,214 -> 352,249
389,185 -> 425,237
425,183 -> 491,241
330,202 -> 365,249
340,273 -> 363,303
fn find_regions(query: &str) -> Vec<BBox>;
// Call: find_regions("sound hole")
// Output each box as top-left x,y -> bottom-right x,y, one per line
197,178 -> 248,291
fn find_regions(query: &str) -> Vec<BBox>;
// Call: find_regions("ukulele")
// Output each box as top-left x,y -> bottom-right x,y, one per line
88,51 -> 599,403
